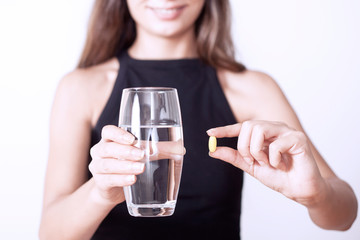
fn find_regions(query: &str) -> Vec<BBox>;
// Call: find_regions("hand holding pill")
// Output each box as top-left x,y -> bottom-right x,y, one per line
206,121 -> 327,210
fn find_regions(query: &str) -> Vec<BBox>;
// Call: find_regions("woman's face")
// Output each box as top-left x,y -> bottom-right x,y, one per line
127,0 -> 205,38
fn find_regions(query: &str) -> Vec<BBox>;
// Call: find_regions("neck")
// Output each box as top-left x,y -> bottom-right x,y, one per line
128,28 -> 198,60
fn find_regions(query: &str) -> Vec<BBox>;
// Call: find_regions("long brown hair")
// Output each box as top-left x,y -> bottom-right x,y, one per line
78,0 -> 246,72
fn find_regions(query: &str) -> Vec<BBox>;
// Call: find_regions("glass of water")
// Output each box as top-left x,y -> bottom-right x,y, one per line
119,87 -> 184,217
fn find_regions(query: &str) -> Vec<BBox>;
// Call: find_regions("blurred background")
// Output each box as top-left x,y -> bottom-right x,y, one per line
0,0 -> 359,239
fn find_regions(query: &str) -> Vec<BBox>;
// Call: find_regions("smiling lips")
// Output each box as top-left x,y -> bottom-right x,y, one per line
148,6 -> 186,20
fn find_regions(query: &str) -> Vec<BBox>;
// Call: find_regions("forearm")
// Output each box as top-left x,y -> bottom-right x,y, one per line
307,177 -> 358,230
39,178 -> 121,240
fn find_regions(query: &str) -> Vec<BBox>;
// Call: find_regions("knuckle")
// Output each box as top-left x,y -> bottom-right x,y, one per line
89,147 -> 95,158
269,141 -> 280,152
272,121 -> 289,131
88,161 -> 95,173
101,125 -> 109,138
100,160 -> 110,173
242,120 -> 252,129
101,125 -> 114,140
290,130 -> 306,140
89,144 -> 98,158
294,131 -> 307,142
252,124 -> 264,134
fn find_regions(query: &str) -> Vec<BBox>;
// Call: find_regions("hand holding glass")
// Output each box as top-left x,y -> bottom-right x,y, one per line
119,87 -> 184,217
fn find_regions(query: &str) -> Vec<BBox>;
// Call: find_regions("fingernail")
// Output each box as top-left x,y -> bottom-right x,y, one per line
207,128 -> 215,135
132,149 -> 144,159
124,134 -> 135,144
126,175 -> 135,183
133,162 -> 145,171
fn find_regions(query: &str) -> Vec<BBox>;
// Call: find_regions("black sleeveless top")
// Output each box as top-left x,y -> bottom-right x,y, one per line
90,51 -> 243,240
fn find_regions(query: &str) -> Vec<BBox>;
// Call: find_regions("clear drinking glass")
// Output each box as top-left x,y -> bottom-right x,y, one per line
119,87 -> 184,217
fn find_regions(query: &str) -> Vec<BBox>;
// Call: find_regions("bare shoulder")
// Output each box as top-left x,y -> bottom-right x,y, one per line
54,58 -> 119,126
57,58 -> 119,105
218,69 -> 299,127
218,69 -> 282,99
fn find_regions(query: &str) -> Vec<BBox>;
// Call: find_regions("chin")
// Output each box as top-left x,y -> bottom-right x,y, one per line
128,0 -> 205,40
149,22 -> 192,38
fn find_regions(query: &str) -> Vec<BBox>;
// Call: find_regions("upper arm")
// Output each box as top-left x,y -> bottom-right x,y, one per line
43,70 -> 93,208
222,70 -> 337,179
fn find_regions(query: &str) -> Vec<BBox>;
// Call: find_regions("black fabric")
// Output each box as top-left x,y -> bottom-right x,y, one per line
90,51 -> 243,240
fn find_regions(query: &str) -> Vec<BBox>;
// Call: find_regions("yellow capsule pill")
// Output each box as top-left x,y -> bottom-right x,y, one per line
208,136 -> 217,153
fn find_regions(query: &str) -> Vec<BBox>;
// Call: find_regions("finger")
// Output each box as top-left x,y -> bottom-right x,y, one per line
91,141 -> 144,160
209,146 -> 252,174
132,140 -> 185,161
138,140 -> 185,156
237,121 -> 255,165
268,131 -> 308,170
244,121 -> 289,165
95,174 -> 137,188
102,125 -> 135,144
149,140 -> 185,161
206,123 -> 242,138
268,133 -> 298,170
155,140 -> 186,155
249,125 -> 269,165
89,158 -> 145,175
154,152 -> 184,161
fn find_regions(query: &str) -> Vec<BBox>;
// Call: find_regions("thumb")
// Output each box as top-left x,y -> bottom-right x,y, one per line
209,146 -> 252,174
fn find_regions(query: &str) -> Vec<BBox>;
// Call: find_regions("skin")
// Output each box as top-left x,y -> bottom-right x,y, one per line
39,0 -> 357,239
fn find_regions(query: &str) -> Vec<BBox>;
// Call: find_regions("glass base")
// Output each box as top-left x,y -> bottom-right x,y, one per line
127,203 -> 176,217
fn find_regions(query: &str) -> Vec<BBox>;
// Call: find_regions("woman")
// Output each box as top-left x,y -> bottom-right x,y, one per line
39,0 -> 357,239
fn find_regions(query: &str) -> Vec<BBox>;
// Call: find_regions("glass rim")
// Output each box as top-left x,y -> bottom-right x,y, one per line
123,87 -> 177,93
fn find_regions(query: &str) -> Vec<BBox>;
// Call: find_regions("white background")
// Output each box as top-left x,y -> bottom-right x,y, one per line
0,0 -> 359,239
